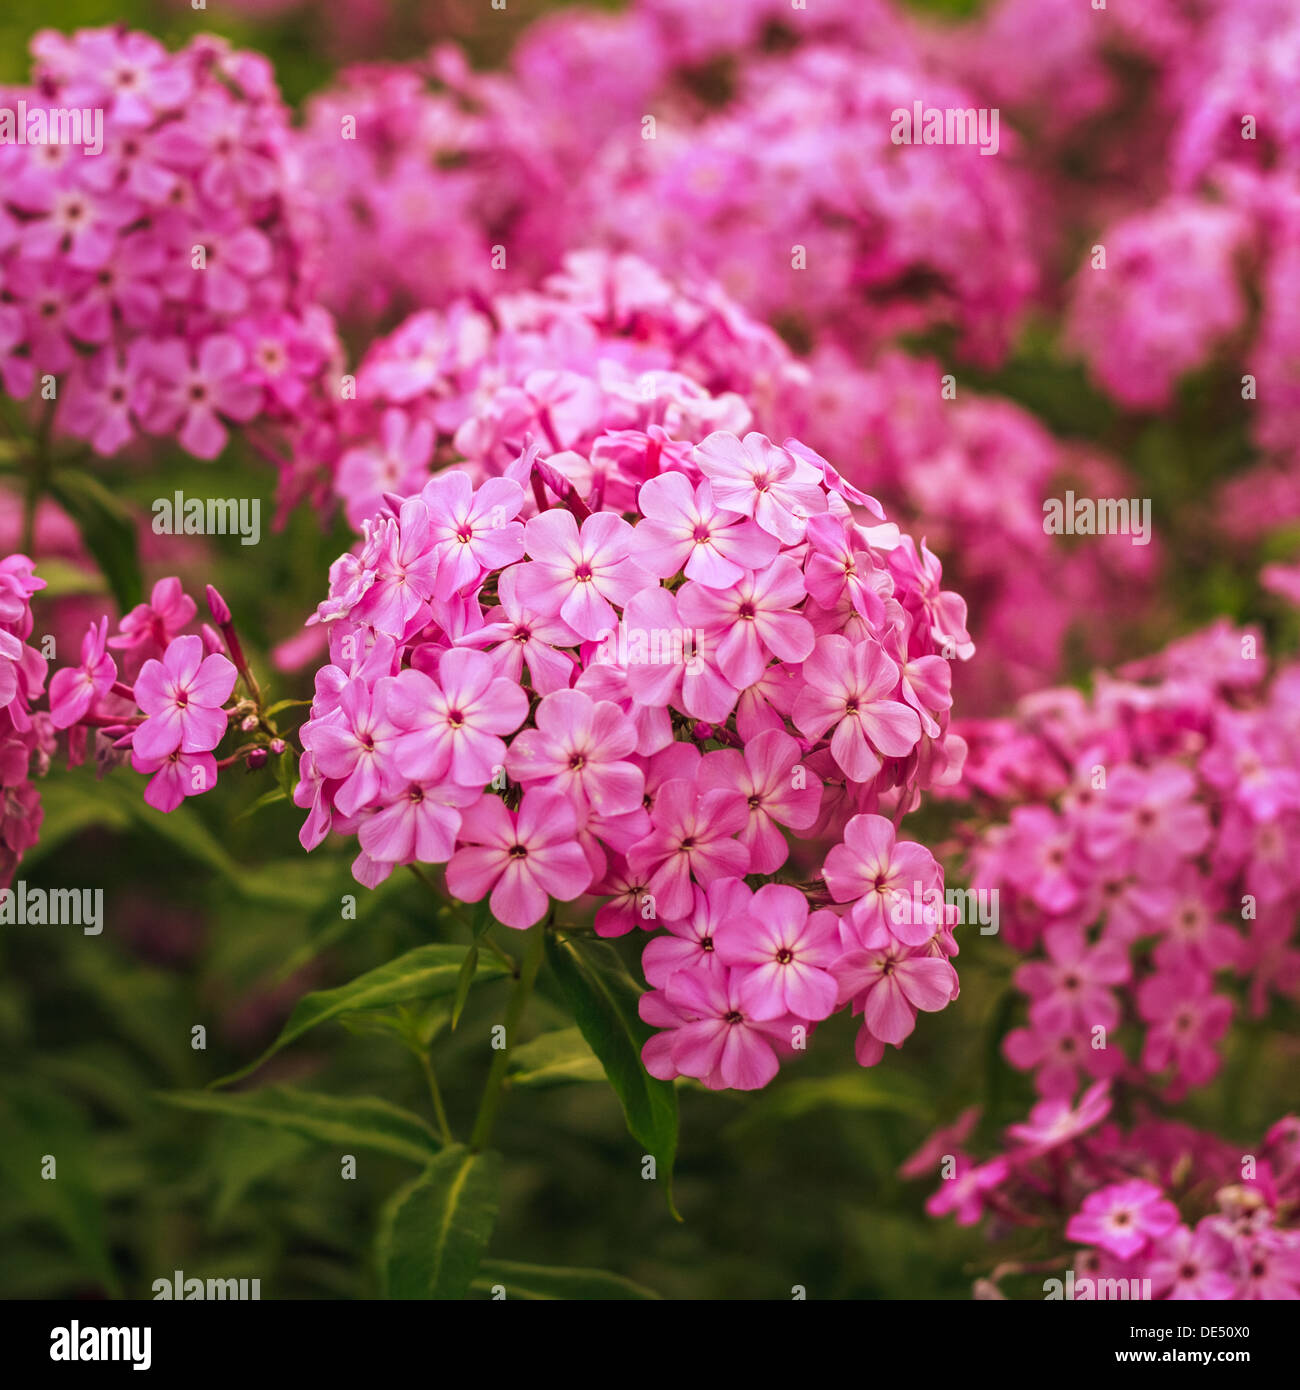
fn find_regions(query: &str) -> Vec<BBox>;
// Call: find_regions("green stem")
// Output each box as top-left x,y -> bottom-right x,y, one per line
469,920 -> 546,1152
418,1049 -> 453,1146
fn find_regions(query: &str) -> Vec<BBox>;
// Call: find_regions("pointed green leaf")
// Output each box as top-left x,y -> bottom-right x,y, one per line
48,467 -> 142,611
472,1258 -> 660,1300
507,1027 -> 604,1088
377,1144 -> 501,1300
157,1087 -> 442,1164
545,934 -> 678,1217
214,945 -> 507,1086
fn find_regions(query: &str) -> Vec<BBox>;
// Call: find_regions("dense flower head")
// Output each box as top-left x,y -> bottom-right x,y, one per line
1064,199 -> 1252,411
297,417 -> 973,1089
906,1084 -> 1300,1301
0,28 -> 343,505
293,20 -> 1035,366
953,622 -> 1300,1102
314,253 -> 1154,710
324,250 -> 806,528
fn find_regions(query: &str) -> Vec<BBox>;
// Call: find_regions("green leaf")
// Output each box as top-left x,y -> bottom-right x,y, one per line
545,934 -> 679,1217
450,901 -> 497,1030
0,1087 -> 121,1296
27,556 -> 102,599
450,946 -> 479,1030
274,751 -> 298,799
507,1027 -> 604,1088
234,788 -> 288,823
158,1087 -> 443,1165
214,944 -> 507,1086
264,698 -> 312,717
377,1145 -> 501,1300
48,467 -> 142,611
472,1258 -> 660,1300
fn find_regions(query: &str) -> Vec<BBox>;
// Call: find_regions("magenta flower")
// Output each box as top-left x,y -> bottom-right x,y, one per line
1066,1180 -> 1180,1260
388,649 -> 528,789
299,676 -> 402,818
630,473 -> 778,587
1004,1080 -> 1112,1155
836,942 -> 959,1049
460,565 -> 579,697
130,747 -> 219,814
421,472 -> 526,600
660,967 -> 797,1091
132,635 -> 236,760
1003,1020 -> 1125,1100
641,877 -> 751,985
353,502 -> 441,638
143,335 -> 262,460
1147,1225 -> 1239,1301
714,883 -> 840,1021
794,635 -> 921,782
1084,764 -> 1211,881
626,776 -> 750,921
925,1157 -> 1011,1227
1136,968 -> 1233,1093
358,780 -> 481,868
697,728 -> 822,873
338,409 -> 436,528
676,555 -> 814,690
445,790 -> 593,929
1015,923 -> 1130,1036
49,618 -> 116,729
693,431 -> 826,544
620,584 -> 740,725
111,577 -> 197,666
516,509 -> 649,640
506,687 -> 643,814
823,813 -> 944,948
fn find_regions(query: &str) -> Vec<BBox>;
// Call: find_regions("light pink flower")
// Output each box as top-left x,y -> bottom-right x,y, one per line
132,634 -> 236,760
794,635 -> 920,782
506,687 -> 643,813
714,883 -> 840,1021
388,649 -> 527,789
445,790 -> 592,928
516,509 -> 649,640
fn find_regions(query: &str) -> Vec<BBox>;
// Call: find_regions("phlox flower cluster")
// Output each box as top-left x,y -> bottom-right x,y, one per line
9,568 -> 260,840
295,426 -> 973,1089
952,0 -> 1300,509
0,28 -> 341,476
954,622 -> 1300,1102
905,1082 -> 1300,1300
325,251 -> 805,530
294,8 -> 1036,365
318,251 -> 1153,712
